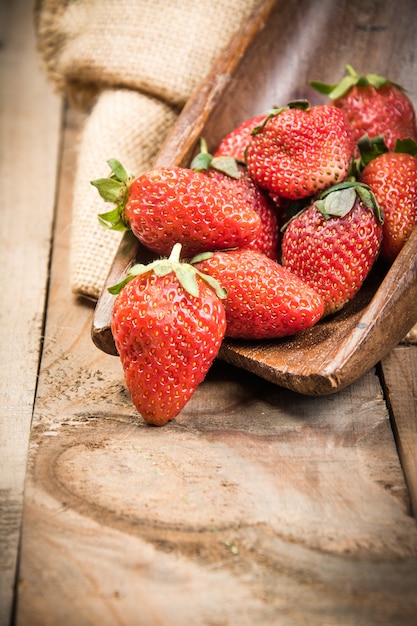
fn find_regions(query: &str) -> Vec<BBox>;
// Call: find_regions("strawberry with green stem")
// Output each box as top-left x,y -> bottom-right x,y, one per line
311,65 -> 417,151
92,159 -> 261,258
212,115 -> 291,218
281,182 -> 383,315
191,139 -> 280,260
110,243 -> 227,426
359,139 -> 417,264
245,100 -> 354,200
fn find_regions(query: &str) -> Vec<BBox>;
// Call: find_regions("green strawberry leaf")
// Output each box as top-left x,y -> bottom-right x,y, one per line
97,207 -> 122,223
190,251 -> 214,263
358,74 -> 390,89
329,76 -> 357,100
309,80 -> 337,96
316,187 -> 356,219
190,150 -> 213,171
311,65 -> 391,100
195,269 -> 227,299
357,134 -> 389,165
91,177 -> 126,203
311,66 -> 358,98
394,137 -> 417,155
98,206 -> 129,231
320,181 -> 359,197
355,184 -> 384,224
129,263 -> 151,276
251,107 -> 287,135
287,99 -> 310,111
107,158 -> 132,183
363,72 -> 388,89
251,102 -> 309,136
327,75 -> 358,100
91,158 -> 135,231
174,265 -> 200,297
354,185 -> 373,206
108,274 -> 136,294
191,137 -> 241,179
317,181 -> 384,224
210,156 -> 240,179
345,64 -> 359,79
152,260 -> 176,277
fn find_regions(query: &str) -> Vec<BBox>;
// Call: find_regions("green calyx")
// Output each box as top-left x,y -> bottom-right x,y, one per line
392,137 -> 417,156
357,134 -> 389,166
315,181 -> 383,224
310,64 -> 398,100
350,135 -> 417,177
108,243 -> 227,299
91,158 -> 135,231
190,138 -> 241,178
251,100 -> 310,135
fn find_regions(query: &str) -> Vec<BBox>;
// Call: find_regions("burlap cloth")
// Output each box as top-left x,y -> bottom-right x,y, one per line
35,0 -> 261,299
35,0 -> 416,344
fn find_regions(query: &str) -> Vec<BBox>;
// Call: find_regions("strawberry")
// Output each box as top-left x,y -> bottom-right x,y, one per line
281,182 -> 383,315
110,243 -> 227,426
311,65 -> 417,151
359,148 -> 417,263
91,159 -> 261,258
245,100 -> 354,200
191,140 -> 280,259
193,248 -> 324,339
213,114 -> 266,163
205,166 -> 280,259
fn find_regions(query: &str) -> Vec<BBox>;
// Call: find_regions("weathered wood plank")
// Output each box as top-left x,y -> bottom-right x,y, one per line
0,1 -> 62,624
380,345 -> 417,516
17,359 -> 417,623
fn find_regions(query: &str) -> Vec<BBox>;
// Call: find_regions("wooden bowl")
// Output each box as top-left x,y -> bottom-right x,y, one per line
92,0 -> 417,395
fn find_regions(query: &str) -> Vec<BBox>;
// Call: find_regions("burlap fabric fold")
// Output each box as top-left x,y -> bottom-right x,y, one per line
35,0 -> 261,300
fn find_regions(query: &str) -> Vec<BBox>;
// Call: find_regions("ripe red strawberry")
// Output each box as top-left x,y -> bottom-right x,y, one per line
311,65 -> 417,151
245,101 -> 354,199
191,140 -> 280,259
213,114 -> 266,163
110,243 -> 227,426
207,166 -> 280,259
193,248 -> 324,339
92,159 -> 261,258
360,150 -> 417,263
281,182 -> 383,315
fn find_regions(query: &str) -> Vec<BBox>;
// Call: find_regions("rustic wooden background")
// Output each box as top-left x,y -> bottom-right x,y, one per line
1,1 -> 416,625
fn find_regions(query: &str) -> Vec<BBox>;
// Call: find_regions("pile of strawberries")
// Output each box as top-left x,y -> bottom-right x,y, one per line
93,65 -> 417,425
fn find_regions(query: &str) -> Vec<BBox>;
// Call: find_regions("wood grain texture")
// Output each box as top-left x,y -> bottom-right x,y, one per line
92,0 -> 417,395
17,325 -> 417,625
10,1 -> 417,624
380,345 -> 417,516
0,1 -> 62,623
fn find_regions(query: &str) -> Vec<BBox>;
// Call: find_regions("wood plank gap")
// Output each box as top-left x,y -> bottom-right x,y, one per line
9,101 -> 66,626
378,347 -> 417,518
0,0 -> 63,623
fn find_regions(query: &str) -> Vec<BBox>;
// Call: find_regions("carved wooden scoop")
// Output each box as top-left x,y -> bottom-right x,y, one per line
91,0 -> 417,395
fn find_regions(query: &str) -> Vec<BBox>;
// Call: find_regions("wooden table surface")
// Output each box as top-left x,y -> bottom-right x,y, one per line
1,1 -> 417,625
